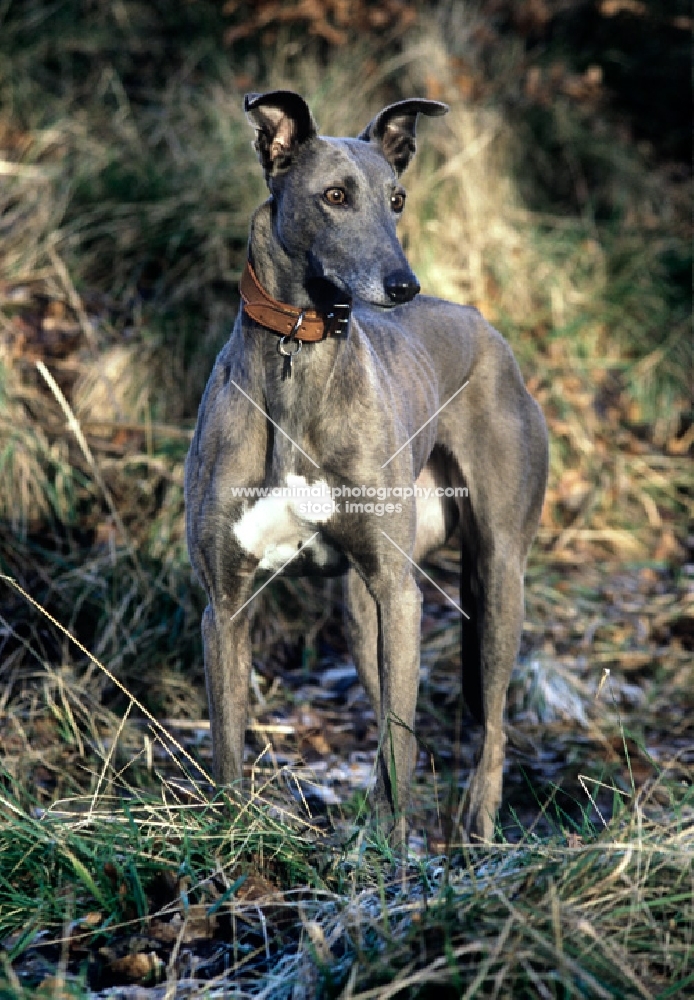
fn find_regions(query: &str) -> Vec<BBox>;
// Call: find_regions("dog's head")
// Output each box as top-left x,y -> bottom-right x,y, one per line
244,90 -> 448,308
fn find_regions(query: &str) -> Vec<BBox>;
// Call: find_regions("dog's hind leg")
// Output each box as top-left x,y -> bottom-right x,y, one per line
461,544 -> 525,842
449,347 -> 547,842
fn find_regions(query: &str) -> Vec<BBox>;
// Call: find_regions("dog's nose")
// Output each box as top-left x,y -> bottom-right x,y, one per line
384,269 -> 420,304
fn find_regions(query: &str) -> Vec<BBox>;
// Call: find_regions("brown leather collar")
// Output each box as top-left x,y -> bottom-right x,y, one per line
239,261 -> 350,342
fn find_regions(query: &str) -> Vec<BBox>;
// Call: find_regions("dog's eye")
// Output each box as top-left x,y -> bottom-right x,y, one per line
391,191 -> 406,213
324,187 -> 347,206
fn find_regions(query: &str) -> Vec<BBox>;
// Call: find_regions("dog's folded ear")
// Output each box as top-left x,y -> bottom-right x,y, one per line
358,99 -> 448,175
244,91 -> 318,175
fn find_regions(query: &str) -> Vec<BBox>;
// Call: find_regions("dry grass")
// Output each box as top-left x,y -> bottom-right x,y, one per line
1,16 -> 688,551
0,695 -> 691,996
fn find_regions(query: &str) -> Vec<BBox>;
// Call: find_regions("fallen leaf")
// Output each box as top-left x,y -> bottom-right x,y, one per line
37,977 -> 74,999
108,951 -> 165,984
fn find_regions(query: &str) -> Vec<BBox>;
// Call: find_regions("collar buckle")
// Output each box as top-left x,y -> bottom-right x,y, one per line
327,301 -> 351,337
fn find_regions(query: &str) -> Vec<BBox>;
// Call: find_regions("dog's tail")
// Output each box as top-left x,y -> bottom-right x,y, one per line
460,545 -> 484,726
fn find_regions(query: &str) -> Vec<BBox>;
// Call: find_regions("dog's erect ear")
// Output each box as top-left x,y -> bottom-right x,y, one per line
244,90 -> 318,175
358,99 -> 448,175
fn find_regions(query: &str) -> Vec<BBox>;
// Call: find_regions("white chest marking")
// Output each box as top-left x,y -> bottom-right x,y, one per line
232,475 -> 335,570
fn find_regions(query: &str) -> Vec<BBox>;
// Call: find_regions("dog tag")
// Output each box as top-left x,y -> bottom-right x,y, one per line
278,331 -> 302,380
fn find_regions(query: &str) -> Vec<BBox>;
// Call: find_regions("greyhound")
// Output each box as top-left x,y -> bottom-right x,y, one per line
185,89 -> 548,842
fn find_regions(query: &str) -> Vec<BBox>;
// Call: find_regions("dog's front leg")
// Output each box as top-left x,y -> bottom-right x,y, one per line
371,571 -> 422,829
202,575 -> 256,786
344,567 -> 380,717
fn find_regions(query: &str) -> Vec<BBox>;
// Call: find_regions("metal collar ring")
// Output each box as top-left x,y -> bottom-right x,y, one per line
278,334 -> 302,357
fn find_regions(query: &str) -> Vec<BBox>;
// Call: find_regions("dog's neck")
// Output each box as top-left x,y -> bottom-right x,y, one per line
248,200 -> 314,309
244,201 -> 350,459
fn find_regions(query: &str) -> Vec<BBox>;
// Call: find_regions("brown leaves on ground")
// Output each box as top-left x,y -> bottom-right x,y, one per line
13,864 -> 291,992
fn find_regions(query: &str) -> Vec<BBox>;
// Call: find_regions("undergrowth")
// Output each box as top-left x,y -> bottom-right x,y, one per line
0,730 -> 691,996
